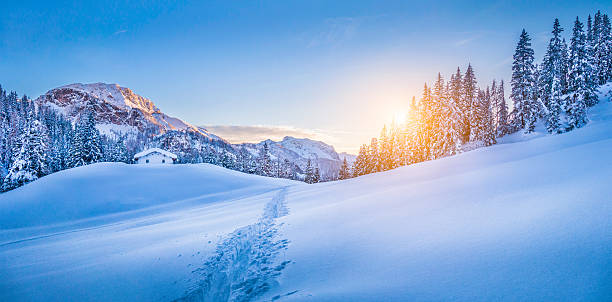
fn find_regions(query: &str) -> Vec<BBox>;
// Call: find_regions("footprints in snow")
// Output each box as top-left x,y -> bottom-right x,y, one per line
174,188 -> 291,302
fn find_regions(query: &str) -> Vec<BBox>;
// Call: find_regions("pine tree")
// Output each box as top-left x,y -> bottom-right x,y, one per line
540,19 -> 567,133
511,29 -> 538,132
496,80 -> 510,136
593,12 -> 611,84
304,159 -> 315,183
2,119 -> 48,191
462,64 -> 478,142
338,158 -> 350,180
68,111 -> 103,167
352,145 -> 368,177
566,17 -> 596,130
368,138 -> 380,173
257,142 -> 273,176
432,73 -> 462,157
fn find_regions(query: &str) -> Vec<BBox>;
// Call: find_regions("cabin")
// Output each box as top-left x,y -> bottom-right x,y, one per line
133,148 -> 177,164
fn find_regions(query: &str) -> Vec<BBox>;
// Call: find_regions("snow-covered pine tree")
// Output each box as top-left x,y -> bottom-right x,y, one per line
540,19 -> 567,133
601,14 -> 612,83
313,166 -> 321,183
481,89 -> 497,146
368,138 -> 380,173
304,159 -> 315,183
378,125 -> 392,171
2,119 -> 48,192
338,158 -> 350,180
68,111 -> 103,167
111,135 -> 130,163
462,64 -> 478,142
566,16 -> 596,130
593,12 -> 611,85
432,73 -> 462,157
490,80 -> 499,131
352,145 -> 368,177
511,29 -> 538,132
257,142 -> 273,177
419,83 -> 435,160
496,80 -> 510,136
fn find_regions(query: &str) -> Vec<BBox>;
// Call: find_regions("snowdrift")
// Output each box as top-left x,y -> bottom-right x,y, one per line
0,163 -> 295,230
1,93 -> 612,301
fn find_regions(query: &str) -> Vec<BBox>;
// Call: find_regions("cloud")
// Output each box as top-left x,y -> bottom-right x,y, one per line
113,29 -> 128,35
307,17 -> 361,47
201,125 -> 362,154
453,32 -> 484,47
299,15 -> 383,48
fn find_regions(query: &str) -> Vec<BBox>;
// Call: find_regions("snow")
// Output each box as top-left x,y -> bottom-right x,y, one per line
1,91 -> 612,301
237,136 -> 343,180
58,83 -> 155,113
277,136 -> 339,161
134,148 -> 178,160
95,123 -> 138,137
39,83 -> 228,143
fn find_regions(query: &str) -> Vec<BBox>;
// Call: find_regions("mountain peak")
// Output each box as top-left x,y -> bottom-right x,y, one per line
36,83 -> 221,142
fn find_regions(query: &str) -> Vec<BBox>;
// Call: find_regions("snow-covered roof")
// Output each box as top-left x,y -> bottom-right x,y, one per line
133,148 -> 177,160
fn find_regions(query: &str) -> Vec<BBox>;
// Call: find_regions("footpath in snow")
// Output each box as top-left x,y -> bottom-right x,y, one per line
175,188 -> 294,302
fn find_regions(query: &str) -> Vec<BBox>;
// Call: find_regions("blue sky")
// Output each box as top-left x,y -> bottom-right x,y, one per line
0,0 -> 608,153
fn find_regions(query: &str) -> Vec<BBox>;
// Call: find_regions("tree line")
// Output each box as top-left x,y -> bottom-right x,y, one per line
0,93 -> 311,192
340,10 -> 611,179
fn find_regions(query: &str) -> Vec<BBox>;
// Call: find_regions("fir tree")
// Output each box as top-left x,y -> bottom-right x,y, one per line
257,142 -> 273,177
304,159 -> 315,184
462,64 -> 478,142
339,158 -> 350,180
68,111 -> 103,167
2,120 -> 48,191
352,145 -> 368,177
511,29 -> 538,132
540,19 -> 567,133
566,17 -> 596,130
496,80 -> 510,136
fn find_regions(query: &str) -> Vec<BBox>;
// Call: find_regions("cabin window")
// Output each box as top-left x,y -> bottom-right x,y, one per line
162,159 -> 165,163
146,159 -> 149,163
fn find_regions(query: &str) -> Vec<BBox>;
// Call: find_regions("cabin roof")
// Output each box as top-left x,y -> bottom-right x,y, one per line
133,148 -> 178,160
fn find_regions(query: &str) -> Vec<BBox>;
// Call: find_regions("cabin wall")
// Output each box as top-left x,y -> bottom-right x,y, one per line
136,153 -> 174,164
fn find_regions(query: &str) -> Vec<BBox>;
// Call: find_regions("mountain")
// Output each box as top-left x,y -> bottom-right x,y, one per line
35,83 -> 223,142
34,83 -> 348,179
2,96 -> 612,301
338,152 -> 356,164
236,136 -> 344,180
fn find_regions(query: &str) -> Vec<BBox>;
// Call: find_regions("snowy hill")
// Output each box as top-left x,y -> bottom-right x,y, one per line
36,83 -> 224,141
2,97 -> 612,301
237,136 -> 344,180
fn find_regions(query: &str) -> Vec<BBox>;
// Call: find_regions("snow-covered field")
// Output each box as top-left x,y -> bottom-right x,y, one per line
2,100 -> 612,301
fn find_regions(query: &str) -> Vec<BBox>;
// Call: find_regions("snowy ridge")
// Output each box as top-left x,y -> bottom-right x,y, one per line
237,136 -> 344,180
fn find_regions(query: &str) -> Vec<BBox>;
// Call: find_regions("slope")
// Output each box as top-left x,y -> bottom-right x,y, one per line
1,93 -> 611,301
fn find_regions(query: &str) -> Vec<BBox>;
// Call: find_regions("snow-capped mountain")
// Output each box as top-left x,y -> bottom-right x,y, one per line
35,83 -> 223,141
237,136 -> 344,179
35,83 -> 348,178
338,152 -> 356,164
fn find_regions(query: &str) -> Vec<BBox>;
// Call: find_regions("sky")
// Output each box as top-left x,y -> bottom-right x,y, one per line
0,0 -> 608,153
